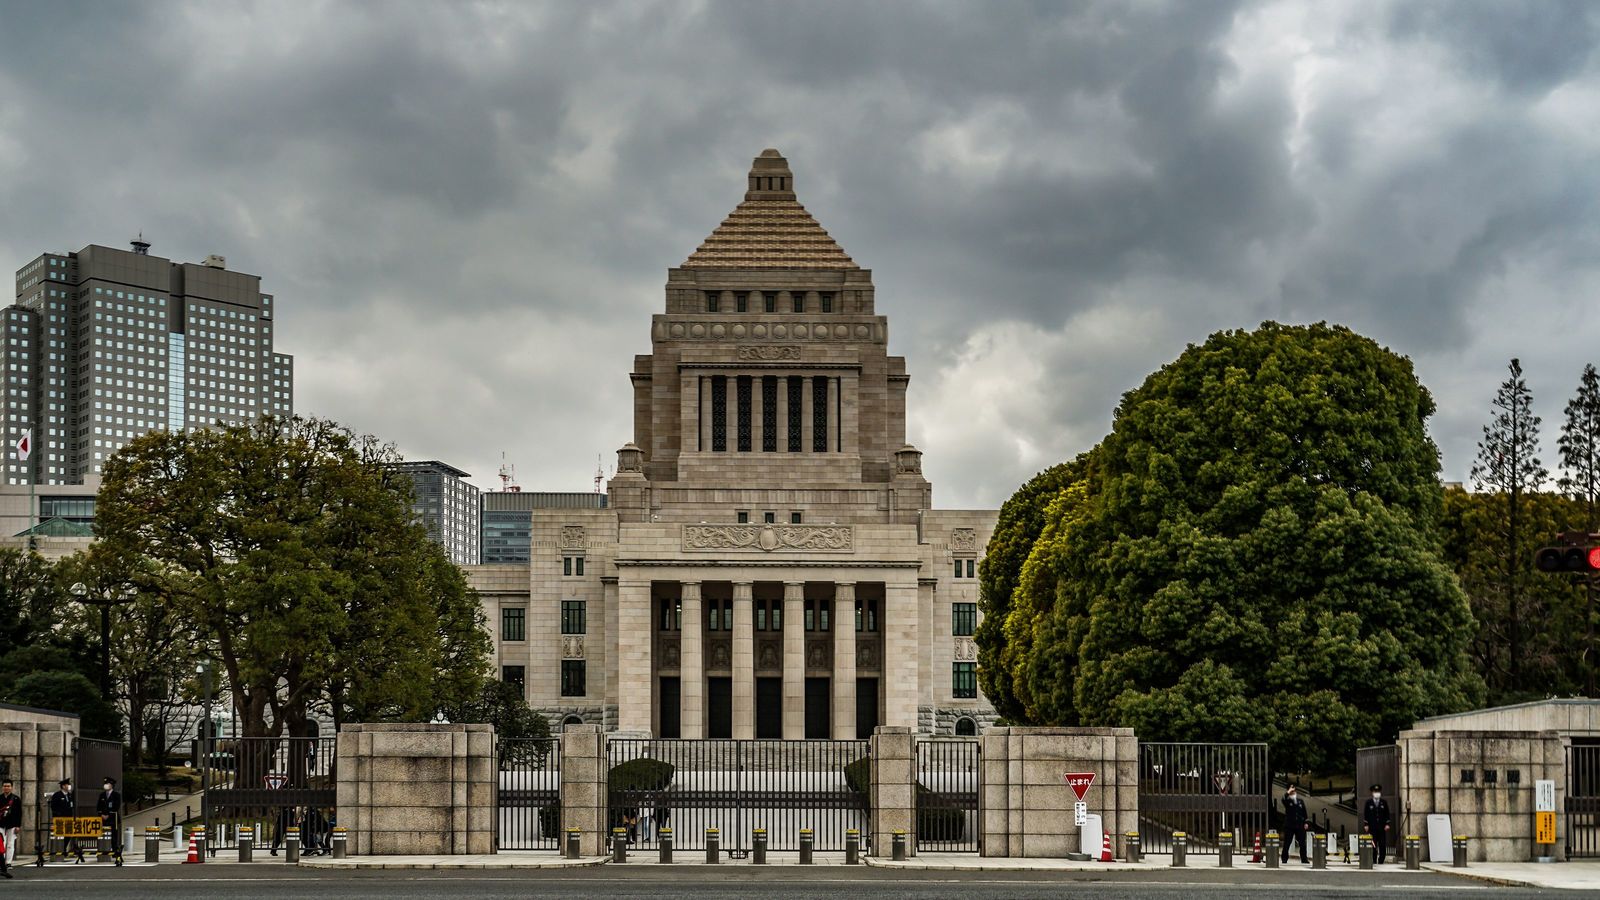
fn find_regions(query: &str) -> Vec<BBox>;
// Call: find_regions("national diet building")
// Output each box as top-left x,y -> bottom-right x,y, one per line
470,150 -> 998,738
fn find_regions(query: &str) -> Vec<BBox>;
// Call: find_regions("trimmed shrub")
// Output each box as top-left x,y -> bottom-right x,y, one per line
843,757 -> 869,796
538,802 -> 559,838
609,757 -> 675,792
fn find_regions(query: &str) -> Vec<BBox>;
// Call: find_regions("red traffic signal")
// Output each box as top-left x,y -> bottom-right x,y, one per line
1535,545 -> 1600,574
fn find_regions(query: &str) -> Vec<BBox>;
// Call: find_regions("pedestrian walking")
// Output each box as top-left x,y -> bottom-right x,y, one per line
1362,783 -> 1393,864
270,804 -> 298,855
96,778 -> 123,866
0,779 -> 22,875
47,779 -> 83,863
1280,784 -> 1311,864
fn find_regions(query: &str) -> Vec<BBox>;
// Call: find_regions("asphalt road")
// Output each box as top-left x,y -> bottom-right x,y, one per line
0,866 -> 1557,899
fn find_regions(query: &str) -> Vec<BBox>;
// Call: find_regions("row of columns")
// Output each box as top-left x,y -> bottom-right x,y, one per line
697,375 -> 840,453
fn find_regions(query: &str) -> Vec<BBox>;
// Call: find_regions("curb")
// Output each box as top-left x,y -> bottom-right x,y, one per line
298,856 -> 611,870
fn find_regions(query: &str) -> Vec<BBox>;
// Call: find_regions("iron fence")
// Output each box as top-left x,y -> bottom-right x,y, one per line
1137,742 -> 1269,854
497,738 -> 560,851
606,738 -> 869,854
203,736 -> 336,852
1569,743 -> 1600,858
916,738 -> 979,852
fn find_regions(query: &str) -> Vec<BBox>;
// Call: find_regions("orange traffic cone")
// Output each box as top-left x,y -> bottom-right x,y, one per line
1249,832 -> 1263,863
183,835 -> 200,864
1100,832 -> 1114,862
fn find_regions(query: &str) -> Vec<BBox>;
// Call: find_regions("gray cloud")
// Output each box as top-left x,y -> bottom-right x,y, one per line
2,0 -> 1599,509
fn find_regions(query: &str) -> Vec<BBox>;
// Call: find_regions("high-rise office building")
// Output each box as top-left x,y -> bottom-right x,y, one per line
480,491 -> 608,565
389,460 -> 481,566
6,239 -> 294,486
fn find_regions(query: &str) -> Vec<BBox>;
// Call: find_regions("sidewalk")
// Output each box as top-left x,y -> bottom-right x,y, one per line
300,853 -> 608,870
1421,861 -> 1600,891
863,853 -> 1436,873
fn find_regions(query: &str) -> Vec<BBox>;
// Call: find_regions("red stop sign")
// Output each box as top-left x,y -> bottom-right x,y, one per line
1064,772 -> 1096,800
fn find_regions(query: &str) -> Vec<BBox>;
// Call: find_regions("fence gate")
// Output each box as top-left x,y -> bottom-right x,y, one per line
497,738 -> 560,851
916,739 -> 979,852
203,736 -> 336,850
607,739 -> 868,855
1138,742 -> 1269,855
1568,742 -> 1600,858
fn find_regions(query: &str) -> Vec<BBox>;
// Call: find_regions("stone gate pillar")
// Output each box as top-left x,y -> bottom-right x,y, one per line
869,726 -> 917,856
560,724 -> 609,857
335,723 -> 495,855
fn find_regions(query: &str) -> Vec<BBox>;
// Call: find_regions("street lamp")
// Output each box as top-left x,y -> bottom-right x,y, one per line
69,581 -> 134,700
197,661 -> 213,856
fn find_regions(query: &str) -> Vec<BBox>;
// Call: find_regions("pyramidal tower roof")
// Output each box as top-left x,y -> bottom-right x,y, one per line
682,149 -> 858,270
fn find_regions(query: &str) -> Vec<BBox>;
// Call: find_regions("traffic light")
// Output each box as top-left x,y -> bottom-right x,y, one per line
1534,544 -> 1600,574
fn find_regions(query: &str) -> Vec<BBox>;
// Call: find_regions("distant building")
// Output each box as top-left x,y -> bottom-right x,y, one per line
480,491 -> 607,564
389,461 -> 480,566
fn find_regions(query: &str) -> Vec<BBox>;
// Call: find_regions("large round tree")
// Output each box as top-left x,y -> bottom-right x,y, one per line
1010,322 -> 1481,773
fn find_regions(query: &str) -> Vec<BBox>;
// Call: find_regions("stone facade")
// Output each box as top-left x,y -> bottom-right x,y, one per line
468,149 -> 997,738
335,723 -> 495,855
1397,728 -> 1568,862
0,706 -> 77,854
979,727 -> 1139,858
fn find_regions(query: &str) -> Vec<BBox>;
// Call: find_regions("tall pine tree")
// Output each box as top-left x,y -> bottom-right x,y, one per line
1559,363 -> 1600,693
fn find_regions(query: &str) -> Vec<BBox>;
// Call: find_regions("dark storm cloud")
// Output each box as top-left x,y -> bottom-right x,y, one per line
2,0 -> 1598,507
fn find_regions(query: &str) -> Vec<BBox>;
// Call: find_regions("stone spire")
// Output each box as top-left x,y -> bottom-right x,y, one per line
682,148 -> 858,270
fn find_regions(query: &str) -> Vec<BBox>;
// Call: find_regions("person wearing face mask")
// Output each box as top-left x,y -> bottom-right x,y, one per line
1362,783 -> 1392,864
95,778 -> 123,866
1280,784 -> 1310,864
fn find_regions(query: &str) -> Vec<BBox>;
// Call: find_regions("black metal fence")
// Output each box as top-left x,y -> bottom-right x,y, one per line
606,738 -> 869,854
497,738 -> 560,851
1138,742 -> 1269,854
203,737 -> 337,851
1569,743 -> 1600,858
916,739 -> 979,852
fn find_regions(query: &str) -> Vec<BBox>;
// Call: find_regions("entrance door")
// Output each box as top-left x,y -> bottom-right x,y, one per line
658,677 -> 681,738
708,677 -> 733,739
855,677 -> 879,739
805,677 -> 831,738
755,677 -> 783,739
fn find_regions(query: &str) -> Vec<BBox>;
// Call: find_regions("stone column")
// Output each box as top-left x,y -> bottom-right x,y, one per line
782,581 -> 805,740
751,374 -> 764,453
732,581 -> 755,739
776,374 -> 790,452
869,726 -> 917,856
826,377 -> 839,453
841,372 -> 860,455
560,724 -> 609,857
721,376 -> 735,453
680,581 -> 705,739
335,723 -> 496,855
832,582 -> 857,740
699,376 -> 712,453
617,579 -> 653,733
801,375 -> 814,452
883,580 -> 919,729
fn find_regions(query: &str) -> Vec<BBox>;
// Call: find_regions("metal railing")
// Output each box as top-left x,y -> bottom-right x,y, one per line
203,737 -> 336,852
1138,742 -> 1269,854
497,738 -> 560,851
916,738 -> 979,852
1569,743 -> 1600,858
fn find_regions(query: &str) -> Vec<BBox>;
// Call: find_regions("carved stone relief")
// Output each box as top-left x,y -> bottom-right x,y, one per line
736,345 -> 802,361
757,642 -> 781,669
710,641 -> 731,669
559,526 -> 586,549
806,641 -> 830,670
950,528 -> 977,552
562,636 -> 585,660
660,640 -> 680,668
953,638 -> 976,661
856,643 -> 878,669
683,524 -> 852,552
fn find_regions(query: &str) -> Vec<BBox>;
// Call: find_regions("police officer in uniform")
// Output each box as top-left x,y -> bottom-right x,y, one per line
96,778 -> 123,866
1281,783 -> 1311,864
47,779 -> 83,863
0,779 -> 22,876
1362,783 -> 1393,864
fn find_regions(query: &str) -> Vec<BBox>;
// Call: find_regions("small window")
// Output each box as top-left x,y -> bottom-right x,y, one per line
501,607 -> 527,642
763,292 -> 776,313
562,715 -> 583,728
856,597 -> 879,633
502,665 -> 525,687
790,512 -> 803,524
967,559 -> 975,578
563,556 -> 572,576
737,511 -> 749,524
952,663 -> 977,699
955,717 -> 977,737
1507,770 -> 1522,785
561,600 -> 587,635
561,660 -> 586,697
706,292 -> 720,313
736,293 -> 748,313
820,293 -> 834,313
659,598 -> 681,631
1482,769 -> 1498,784
954,560 -> 963,579
952,602 -> 976,637
563,556 -> 584,576
576,557 -> 585,576
792,293 -> 804,313
1460,769 -> 1476,784
764,511 -> 776,524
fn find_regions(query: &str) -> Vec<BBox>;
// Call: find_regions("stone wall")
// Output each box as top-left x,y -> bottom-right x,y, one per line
868,727 -> 917,855
1397,728 -> 1567,862
979,726 -> 1138,858
559,724 -> 608,857
0,707 -> 77,855
335,723 -> 495,855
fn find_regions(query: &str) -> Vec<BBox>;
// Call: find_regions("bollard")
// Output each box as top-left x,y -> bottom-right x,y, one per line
239,825 -> 254,863
1218,831 -> 1233,868
1265,831 -> 1280,869
845,829 -> 860,865
1125,832 -> 1141,864
1452,834 -> 1468,868
172,821 -> 183,853
659,827 -> 673,864
706,828 -> 720,864
1172,831 -> 1187,867
1405,835 -> 1420,870
753,828 -> 767,865
892,830 -> 906,862
565,827 -> 581,860
1313,833 -> 1327,869
799,829 -> 813,865
286,827 -> 300,865
145,827 -> 161,864
332,827 -> 347,860
99,826 -> 111,861
612,827 -> 627,863
193,826 -> 207,864
1359,834 -> 1373,870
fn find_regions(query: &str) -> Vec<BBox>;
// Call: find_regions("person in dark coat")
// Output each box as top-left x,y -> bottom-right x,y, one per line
47,778 -> 83,863
1280,784 -> 1311,864
0,780 -> 18,877
96,778 -> 123,865
1362,783 -> 1393,864
270,805 -> 298,855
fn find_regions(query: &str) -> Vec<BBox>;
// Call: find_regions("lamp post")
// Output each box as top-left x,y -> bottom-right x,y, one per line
197,661 -> 213,855
69,582 -> 134,700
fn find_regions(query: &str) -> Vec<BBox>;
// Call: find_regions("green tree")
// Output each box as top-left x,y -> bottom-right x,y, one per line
93,415 -> 491,739
0,547 -> 65,649
975,456 -> 1091,721
7,671 -> 121,740
1470,358 -> 1550,696
998,482 -> 1094,724
1559,364 -> 1600,694
1042,322 -> 1478,773
450,679 -> 551,744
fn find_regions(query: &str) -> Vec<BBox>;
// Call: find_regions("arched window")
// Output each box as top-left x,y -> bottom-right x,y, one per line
955,717 -> 977,737
562,715 -> 583,729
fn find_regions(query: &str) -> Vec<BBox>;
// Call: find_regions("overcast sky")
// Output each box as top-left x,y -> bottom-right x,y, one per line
3,0 -> 1598,508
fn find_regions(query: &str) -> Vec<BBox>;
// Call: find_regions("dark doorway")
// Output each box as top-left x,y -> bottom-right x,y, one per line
659,676 -> 681,738
708,677 -> 733,739
756,677 -> 783,739
805,677 -> 831,739
855,677 -> 879,739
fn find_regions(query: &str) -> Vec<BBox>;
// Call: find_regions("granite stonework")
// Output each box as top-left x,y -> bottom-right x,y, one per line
979,727 -> 1139,859
869,727 -> 918,856
0,705 -> 77,854
1397,728 -> 1568,862
560,725 -> 609,857
336,724 -> 496,856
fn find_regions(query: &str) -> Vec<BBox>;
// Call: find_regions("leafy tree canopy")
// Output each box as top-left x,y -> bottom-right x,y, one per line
7,670 -> 121,741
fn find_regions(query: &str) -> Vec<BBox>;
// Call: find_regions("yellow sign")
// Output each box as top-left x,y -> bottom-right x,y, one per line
50,817 -> 104,839
1536,811 -> 1556,845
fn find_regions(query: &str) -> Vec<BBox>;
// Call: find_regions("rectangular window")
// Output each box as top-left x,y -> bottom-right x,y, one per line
804,597 -> 831,632
967,559 -> 975,578
737,375 -> 752,452
792,292 -> 804,313
821,293 -> 834,313
790,512 -> 802,524
764,511 -> 775,523
787,376 -> 803,452
737,511 -> 749,524
812,376 -> 828,452
763,292 -> 776,313
659,598 -> 681,631
952,663 -> 977,698
706,291 -> 720,313
711,376 -> 727,452
952,602 -> 976,637
561,660 -> 586,697
954,560 -> 963,579
502,665 -> 525,687
736,293 -> 748,313
856,597 -> 879,633
761,376 -> 777,452
564,556 -> 573,576
563,556 -> 584,576
561,600 -> 587,635
501,607 -> 526,642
